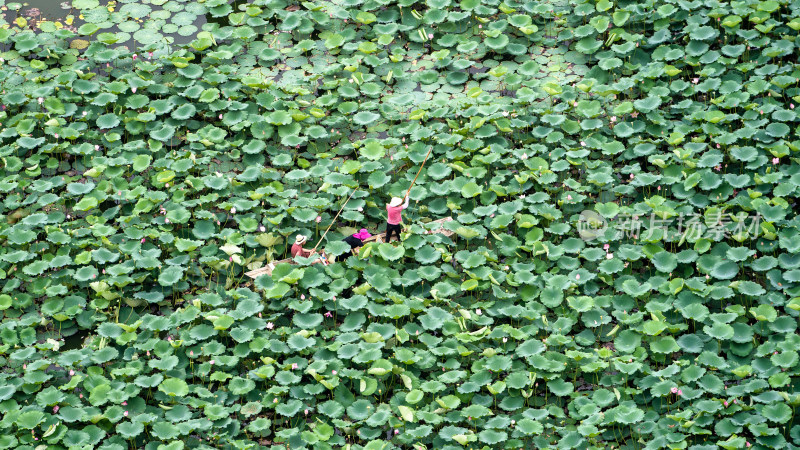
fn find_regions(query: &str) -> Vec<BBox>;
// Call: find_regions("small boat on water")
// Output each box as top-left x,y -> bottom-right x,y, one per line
245,217 -> 455,279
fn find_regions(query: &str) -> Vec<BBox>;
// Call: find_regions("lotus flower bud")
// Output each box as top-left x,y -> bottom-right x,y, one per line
131,87 -> 137,93
38,97 -> 44,104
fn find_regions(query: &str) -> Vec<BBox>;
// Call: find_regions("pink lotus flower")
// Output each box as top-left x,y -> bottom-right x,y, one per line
478,24 -> 482,28
131,87 -> 137,93
141,238 -> 145,243
267,322 -> 274,329
259,226 -> 266,232
83,111 -> 87,116
231,207 -> 236,214
521,153 -> 528,160
190,351 -> 194,356
316,216 -> 322,223
148,52 -> 153,59
567,194 -> 572,200
746,442 -> 750,448
124,411 -> 128,417
292,363 -> 298,370
475,308 -> 482,315
630,174 -> 634,179
773,157 -> 779,164
209,360 -> 215,365
305,409 -> 309,415
657,186 -> 661,191
603,244 -> 610,250
301,294 -> 306,300
273,398 -> 278,403
394,429 -> 399,435
332,370 -> 337,375
724,401 -> 728,407
54,134 -> 59,139
575,274 -> 580,280
428,33 -> 433,39
692,78 -> 699,84
607,253 -> 613,259
671,387 -> 678,394
133,54 -> 137,60
53,406 -> 59,413
324,311 -> 333,317
95,145 -> 100,151
790,104 -> 795,109
677,389 -> 682,396
38,97 -> 44,104
357,206 -> 363,212
122,401 -> 127,406
165,219 -> 169,224
229,256 -> 233,262
573,102 -> 578,107
580,141 -> 586,147
219,114 -> 223,119
610,116 -> 616,122
69,370 -> 75,376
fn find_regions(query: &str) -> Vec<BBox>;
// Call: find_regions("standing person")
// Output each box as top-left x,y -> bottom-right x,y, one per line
385,195 -> 410,243
339,229 -> 371,262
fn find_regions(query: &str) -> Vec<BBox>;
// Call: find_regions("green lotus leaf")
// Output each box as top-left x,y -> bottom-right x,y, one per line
96,113 -> 120,129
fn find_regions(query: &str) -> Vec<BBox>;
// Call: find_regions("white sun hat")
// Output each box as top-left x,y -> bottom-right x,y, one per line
295,235 -> 308,245
389,197 -> 403,207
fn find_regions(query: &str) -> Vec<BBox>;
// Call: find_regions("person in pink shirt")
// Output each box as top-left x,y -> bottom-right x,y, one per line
385,195 -> 410,243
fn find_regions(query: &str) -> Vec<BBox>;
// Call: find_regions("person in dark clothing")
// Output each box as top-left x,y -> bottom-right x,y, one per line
338,229 -> 371,262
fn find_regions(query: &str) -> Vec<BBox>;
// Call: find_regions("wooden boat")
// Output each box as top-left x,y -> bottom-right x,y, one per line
245,217 -> 455,279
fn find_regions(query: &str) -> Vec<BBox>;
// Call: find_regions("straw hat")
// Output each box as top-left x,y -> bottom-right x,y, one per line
295,234 -> 308,245
389,197 -> 403,207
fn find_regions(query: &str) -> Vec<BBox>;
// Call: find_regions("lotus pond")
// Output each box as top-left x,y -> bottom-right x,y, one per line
2,0 -> 800,449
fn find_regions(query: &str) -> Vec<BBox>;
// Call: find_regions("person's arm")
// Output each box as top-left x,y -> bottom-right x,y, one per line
402,195 -> 410,209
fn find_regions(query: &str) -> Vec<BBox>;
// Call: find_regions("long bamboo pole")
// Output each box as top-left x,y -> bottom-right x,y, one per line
405,146 -> 434,198
311,188 -> 357,254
